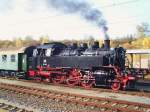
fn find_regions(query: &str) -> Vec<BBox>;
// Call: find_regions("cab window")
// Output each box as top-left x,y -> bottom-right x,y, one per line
2,55 -> 7,62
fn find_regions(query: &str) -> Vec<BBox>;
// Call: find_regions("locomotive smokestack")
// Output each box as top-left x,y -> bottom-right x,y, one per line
103,26 -> 110,49
104,40 -> 110,49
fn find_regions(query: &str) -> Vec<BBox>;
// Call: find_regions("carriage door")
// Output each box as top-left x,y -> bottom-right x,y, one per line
18,53 -> 27,71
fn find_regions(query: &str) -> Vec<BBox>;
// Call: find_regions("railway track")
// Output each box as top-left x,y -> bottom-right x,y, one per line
0,102 -> 32,112
1,76 -> 150,98
0,83 -> 149,112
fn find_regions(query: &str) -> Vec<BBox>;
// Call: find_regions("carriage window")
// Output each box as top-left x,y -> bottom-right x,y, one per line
11,55 -> 16,62
2,55 -> 7,62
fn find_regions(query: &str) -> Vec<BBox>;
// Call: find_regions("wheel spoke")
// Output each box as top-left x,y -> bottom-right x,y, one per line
66,77 -> 78,87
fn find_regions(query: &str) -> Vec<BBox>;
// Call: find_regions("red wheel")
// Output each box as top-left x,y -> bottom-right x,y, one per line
111,80 -> 121,91
66,69 -> 81,87
52,75 -> 65,85
66,76 -> 78,87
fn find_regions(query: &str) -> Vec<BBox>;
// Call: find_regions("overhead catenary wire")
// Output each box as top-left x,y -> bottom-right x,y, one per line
109,15 -> 150,25
100,0 -> 141,8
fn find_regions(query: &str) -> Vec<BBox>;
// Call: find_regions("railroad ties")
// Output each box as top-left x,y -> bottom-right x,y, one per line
0,83 -> 149,112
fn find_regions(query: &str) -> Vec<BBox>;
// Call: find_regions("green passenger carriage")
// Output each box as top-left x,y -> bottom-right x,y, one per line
0,47 -> 27,77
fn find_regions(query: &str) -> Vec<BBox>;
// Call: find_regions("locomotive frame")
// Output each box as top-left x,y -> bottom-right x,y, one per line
26,40 -> 137,91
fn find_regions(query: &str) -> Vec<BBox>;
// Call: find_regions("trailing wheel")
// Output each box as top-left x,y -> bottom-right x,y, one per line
111,79 -> 121,91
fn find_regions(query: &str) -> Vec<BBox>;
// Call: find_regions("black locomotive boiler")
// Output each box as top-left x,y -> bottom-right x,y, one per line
27,40 -> 136,90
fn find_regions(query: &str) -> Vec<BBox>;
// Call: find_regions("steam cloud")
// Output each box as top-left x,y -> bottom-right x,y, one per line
46,0 -> 109,39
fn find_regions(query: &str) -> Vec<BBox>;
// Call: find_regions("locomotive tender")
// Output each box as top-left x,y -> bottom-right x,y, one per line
0,40 -> 137,91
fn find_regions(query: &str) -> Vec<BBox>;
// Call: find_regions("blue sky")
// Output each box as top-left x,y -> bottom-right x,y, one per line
0,0 -> 149,40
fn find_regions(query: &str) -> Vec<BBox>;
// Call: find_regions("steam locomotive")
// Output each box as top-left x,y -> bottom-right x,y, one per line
0,39 -> 137,91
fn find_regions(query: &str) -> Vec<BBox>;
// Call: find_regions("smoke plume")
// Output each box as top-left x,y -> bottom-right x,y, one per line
46,0 -> 109,39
